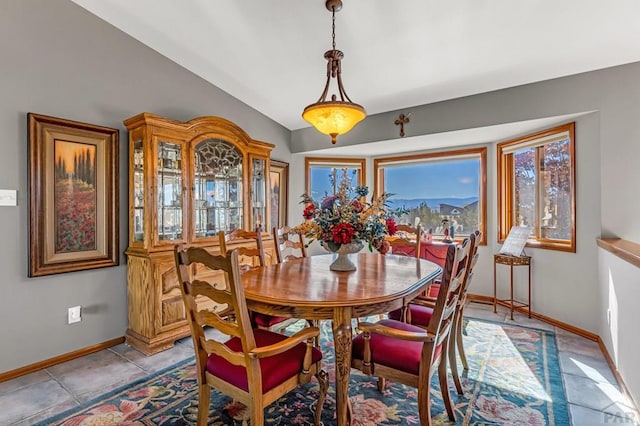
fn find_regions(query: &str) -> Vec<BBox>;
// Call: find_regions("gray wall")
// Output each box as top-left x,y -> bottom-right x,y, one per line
292,62 -> 640,404
0,0 -> 290,373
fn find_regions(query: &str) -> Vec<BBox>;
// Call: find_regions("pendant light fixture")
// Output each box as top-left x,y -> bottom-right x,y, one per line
302,0 -> 366,144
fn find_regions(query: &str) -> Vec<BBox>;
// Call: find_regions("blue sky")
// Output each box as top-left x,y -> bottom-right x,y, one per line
310,159 -> 480,200
384,159 -> 479,199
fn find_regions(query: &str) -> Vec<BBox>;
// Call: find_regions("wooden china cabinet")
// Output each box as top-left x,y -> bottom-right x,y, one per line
123,113 -> 274,354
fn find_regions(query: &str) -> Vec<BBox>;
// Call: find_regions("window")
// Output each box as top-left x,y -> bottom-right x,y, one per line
374,148 -> 487,244
305,157 -> 366,198
497,123 -> 576,252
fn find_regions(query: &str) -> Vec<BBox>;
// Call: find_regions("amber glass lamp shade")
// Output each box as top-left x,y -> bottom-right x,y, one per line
302,101 -> 366,144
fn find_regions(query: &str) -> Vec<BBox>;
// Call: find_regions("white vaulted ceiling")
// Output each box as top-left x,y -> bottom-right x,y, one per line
71,0 -> 640,133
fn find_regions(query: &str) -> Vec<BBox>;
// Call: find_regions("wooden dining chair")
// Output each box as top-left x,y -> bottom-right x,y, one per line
386,224 -> 423,320
219,227 -> 290,330
351,242 -> 469,425
218,226 -> 267,270
271,225 -> 310,330
272,225 -> 307,263
174,245 -> 328,426
272,225 -> 322,341
387,223 -> 423,257
449,231 -> 482,385
393,232 -> 479,395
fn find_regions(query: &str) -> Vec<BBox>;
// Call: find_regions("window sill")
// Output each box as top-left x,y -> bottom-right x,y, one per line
496,238 -> 575,253
596,238 -> 640,269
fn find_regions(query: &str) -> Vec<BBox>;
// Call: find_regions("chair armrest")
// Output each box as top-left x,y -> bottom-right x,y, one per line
357,321 -> 436,343
248,327 -> 320,359
411,295 -> 437,308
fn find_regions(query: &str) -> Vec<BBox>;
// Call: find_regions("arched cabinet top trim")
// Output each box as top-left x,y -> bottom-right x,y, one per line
123,113 -> 274,151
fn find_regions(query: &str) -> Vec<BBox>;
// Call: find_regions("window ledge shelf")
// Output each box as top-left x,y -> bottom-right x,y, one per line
596,238 -> 640,269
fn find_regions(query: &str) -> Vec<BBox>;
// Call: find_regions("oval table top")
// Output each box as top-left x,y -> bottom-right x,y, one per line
240,252 -> 442,309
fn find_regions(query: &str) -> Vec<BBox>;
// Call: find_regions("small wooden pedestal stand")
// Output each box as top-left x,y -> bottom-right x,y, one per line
493,254 -> 532,320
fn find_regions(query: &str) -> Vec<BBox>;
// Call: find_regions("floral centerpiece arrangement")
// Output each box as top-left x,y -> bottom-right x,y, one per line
290,170 -> 405,261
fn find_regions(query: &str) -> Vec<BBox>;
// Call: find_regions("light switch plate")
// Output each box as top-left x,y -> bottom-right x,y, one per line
68,306 -> 82,324
0,189 -> 17,206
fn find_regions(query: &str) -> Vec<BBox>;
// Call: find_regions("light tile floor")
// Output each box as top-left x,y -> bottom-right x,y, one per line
0,302 -> 638,425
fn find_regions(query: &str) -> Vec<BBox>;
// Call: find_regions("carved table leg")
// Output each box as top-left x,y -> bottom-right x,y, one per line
333,307 -> 353,426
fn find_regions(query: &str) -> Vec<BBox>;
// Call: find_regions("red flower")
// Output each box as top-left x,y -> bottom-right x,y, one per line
332,223 -> 355,244
349,199 -> 364,212
386,218 -> 398,236
303,204 -> 315,220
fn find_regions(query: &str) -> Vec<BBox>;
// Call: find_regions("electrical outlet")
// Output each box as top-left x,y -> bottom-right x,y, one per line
68,306 -> 81,324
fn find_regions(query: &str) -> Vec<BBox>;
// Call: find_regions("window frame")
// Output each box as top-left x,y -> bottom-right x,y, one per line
304,157 -> 366,196
373,147 -> 487,245
497,122 -> 576,253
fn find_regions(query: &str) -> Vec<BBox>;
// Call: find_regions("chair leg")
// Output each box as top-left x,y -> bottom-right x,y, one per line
449,313 -> 464,395
197,384 -> 210,426
308,319 -> 321,347
438,351 -> 456,422
377,377 -> 386,392
456,309 -> 469,370
417,372 -> 432,426
314,369 -> 329,426
250,399 -> 264,426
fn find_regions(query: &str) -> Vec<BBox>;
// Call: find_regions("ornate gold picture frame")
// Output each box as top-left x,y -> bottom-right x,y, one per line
269,160 -> 289,230
28,113 -> 119,277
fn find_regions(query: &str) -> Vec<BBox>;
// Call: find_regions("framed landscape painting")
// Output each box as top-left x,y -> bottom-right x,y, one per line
28,113 -> 119,277
269,160 -> 289,231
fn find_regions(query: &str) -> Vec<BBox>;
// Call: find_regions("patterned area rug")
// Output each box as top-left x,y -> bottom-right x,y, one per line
38,317 -> 569,425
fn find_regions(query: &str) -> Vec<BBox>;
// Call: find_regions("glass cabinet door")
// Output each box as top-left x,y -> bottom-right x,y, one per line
156,140 -> 183,242
193,138 -> 243,238
251,156 -> 267,230
132,139 -> 144,243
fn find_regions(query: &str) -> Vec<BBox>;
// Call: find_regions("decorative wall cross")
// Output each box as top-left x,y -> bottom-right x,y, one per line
394,113 -> 411,137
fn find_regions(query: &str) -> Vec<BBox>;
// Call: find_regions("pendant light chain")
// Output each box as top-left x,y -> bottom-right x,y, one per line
332,6 -> 336,50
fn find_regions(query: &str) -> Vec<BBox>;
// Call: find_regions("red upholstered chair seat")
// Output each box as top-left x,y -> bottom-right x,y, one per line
352,319 -> 442,376
388,304 -> 434,327
427,283 -> 441,298
207,328 -> 323,393
251,312 -> 291,328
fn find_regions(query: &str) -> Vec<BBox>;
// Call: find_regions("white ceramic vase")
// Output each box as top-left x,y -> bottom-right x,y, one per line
325,241 -> 364,272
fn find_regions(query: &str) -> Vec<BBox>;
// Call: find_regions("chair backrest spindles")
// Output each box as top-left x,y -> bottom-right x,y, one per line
273,226 -> 307,264
456,231 -> 482,306
174,246 -> 258,374
427,239 -> 471,340
387,224 -> 423,257
218,226 -> 266,268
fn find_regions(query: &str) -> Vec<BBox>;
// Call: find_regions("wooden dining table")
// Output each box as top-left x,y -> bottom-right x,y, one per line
240,252 -> 442,425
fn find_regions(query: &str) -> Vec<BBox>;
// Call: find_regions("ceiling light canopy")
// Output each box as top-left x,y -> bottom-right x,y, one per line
302,0 -> 366,144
